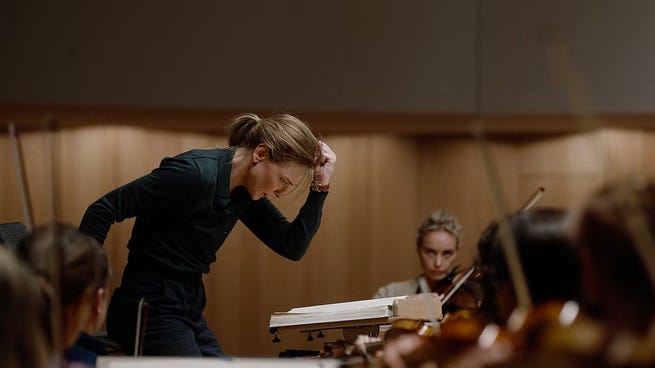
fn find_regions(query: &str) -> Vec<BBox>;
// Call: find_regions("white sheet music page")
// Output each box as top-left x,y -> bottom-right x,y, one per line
286,295 -> 407,313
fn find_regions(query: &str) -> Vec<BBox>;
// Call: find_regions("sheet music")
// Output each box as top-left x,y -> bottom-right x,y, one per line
287,295 -> 406,313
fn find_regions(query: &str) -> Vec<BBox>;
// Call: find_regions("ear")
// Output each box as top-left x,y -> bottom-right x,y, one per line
94,288 -> 107,317
252,144 -> 270,163
83,288 -> 107,333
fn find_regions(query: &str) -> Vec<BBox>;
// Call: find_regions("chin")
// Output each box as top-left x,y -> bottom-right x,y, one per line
426,274 -> 446,282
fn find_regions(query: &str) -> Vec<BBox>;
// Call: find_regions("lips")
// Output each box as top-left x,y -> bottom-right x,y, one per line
428,271 -> 448,279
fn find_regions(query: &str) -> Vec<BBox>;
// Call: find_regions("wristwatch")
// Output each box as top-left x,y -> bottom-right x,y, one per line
310,180 -> 330,192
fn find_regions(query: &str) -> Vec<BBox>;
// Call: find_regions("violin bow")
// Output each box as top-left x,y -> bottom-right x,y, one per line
441,266 -> 476,305
473,123 -> 533,311
519,187 -> 545,212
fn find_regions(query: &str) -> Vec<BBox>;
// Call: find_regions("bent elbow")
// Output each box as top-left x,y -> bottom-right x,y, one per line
284,242 -> 311,261
287,250 -> 307,262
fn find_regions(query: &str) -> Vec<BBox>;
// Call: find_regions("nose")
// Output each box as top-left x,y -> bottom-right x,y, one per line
434,254 -> 443,268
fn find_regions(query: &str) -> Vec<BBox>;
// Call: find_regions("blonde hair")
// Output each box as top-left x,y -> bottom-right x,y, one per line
0,247 -> 54,368
416,210 -> 463,249
226,113 -> 320,168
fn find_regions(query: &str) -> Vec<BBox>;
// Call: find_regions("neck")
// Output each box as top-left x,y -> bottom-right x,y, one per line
230,147 -> 250,192
423,274 -> 454,294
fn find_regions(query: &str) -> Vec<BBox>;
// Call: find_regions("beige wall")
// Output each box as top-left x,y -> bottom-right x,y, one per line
2,117 -> 654,356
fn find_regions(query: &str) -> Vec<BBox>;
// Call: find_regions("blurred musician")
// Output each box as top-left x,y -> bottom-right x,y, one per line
475,208 -> 582,324
569,178 -> 655,366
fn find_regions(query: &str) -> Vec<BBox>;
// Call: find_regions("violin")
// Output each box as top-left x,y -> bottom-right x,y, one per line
377,314 -> 517,368
383,319 -> 439,341
512,301 -> 655,367
441,267 -> 483,323
378,284 -> 516,367
379,302 -> 608,368
382,266 -> 482,340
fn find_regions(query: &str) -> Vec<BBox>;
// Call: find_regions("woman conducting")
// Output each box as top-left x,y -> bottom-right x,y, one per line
79,113 -> 337,357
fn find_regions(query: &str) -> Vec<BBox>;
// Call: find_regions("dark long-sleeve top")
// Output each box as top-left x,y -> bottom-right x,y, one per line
79,148 -> 327,275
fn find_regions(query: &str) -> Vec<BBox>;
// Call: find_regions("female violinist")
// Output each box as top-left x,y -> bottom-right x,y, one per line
373,210 -> 481,315
375,208 -> 583,368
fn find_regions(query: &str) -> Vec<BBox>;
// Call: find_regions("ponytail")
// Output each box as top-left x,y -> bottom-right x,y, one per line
225,113 -> 320,168
226,113 -> 260,147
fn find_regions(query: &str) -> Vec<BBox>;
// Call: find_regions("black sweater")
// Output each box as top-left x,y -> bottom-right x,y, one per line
79,148 -> 327,275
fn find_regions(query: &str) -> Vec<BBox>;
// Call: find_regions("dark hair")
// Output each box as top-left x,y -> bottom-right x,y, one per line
576,178 -> 655,328
476,208 -> 581,322
16,223 -> 109,306
226,113 -> 321,168
0,247 -> 53,368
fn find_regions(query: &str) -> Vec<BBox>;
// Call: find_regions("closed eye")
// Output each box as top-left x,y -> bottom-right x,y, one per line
281,177 -> 294,186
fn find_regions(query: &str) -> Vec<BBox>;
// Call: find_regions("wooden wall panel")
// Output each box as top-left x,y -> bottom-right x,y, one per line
364,136 -> 420,295
519,133 -> 605,177
417,138 -> 520,268
517,129 -> 652,213
57,127 -> 119,224
601,128 -> 646,181
517,132 -> 606,213
642,131 -> 655,180
0,134 -> 24,223
19,131 -> 59,224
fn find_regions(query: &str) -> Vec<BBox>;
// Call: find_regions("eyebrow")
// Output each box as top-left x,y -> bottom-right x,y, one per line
283,176 -> 295,186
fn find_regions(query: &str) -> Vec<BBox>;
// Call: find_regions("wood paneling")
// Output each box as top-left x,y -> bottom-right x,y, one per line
518,132 -> 606,213
0,134 -> 24,223
643,131 -> 655,180
417,138 -> 521,267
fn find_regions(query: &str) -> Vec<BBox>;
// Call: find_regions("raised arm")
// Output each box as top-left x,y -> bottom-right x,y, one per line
240,141 -> 336,260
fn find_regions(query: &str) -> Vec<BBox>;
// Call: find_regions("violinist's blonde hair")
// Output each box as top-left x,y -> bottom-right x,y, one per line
0,247 -> 54,368
416,210 -> 462,249
226,113 -> 320,169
